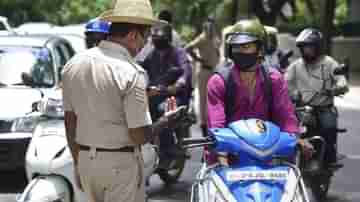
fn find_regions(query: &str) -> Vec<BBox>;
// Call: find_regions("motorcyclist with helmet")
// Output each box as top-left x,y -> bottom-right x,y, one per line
135,9 -> 184,62
263,25 -> 293,73
285,28 -> 349,168
84,18 -> 111,48
139,23 -> 192,169
206,18 -> 303,166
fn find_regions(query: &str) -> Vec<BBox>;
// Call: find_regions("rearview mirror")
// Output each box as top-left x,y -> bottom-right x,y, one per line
31,101 -> 40,112
21,72 -> 35,86
333,58 -> 350,80
57,66 -> 64,81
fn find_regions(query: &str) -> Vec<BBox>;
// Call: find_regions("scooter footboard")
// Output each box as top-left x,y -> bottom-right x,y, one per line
17,175 -> 73,202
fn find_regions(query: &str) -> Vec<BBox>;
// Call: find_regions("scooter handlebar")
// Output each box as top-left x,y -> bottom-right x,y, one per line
181,137 -> 215,149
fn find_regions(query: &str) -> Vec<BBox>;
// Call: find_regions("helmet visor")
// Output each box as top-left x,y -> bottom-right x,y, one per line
227,33 -> 258,45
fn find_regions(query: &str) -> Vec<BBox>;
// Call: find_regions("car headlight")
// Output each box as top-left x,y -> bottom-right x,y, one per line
39,98 -> 64,118
11,113 -> 44,133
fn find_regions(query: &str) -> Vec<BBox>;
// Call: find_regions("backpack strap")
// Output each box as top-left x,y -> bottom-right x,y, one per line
259,65 -> 273,119
214,62 -> 236,124
214,63 -> 273,124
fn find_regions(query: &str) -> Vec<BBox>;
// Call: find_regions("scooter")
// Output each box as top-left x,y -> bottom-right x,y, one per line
182,119 -> 315,202
16,91 -> 159,202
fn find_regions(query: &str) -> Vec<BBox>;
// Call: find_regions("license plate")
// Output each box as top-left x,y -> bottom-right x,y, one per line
226,170 -> 288,181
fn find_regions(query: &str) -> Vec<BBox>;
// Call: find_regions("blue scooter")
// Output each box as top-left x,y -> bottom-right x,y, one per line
182,119 -> 315,202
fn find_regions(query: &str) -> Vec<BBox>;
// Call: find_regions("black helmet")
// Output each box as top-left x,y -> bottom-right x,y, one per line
295,28 -> 323,48
151,23 -> 172,42
158,9 -> 173,23
296,28 -> 323,62
151,23 -> 172,50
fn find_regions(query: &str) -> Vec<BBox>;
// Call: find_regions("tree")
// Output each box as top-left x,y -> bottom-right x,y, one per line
250,0 -> 296,26
320,0 -> 337,54
232,0 -> 240,24
0,0 -> 112,26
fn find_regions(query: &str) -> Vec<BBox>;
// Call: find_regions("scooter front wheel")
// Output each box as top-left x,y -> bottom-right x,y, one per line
158,153 -> 186,185
311,174 -> 331,201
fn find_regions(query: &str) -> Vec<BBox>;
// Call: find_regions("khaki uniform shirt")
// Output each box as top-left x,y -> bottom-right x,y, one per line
186,32 -> 220,68
285,55 -> 348,106
62,41 -> 152,148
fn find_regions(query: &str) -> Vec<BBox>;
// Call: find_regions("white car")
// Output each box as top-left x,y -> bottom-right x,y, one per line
15,22 -> 56,34
0,16 -> 16,35
0,34 -> 75,172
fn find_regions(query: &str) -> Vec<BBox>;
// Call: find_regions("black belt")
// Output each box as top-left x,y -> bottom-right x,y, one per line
78,144 -> 135,152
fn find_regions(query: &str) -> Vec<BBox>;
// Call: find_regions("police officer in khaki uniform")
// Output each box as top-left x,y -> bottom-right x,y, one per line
185,18 -> 221,136
62,0 -> 180,202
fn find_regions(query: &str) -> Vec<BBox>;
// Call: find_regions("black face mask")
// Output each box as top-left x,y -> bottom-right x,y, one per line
153,39 -> 171,50
299,45 -> 321,64
232,52 -> 258,71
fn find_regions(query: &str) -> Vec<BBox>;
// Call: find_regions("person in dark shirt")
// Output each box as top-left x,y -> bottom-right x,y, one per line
140,23 -> 192,169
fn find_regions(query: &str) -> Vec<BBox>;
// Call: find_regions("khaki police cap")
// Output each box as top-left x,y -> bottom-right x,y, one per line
99,0 -> 164,25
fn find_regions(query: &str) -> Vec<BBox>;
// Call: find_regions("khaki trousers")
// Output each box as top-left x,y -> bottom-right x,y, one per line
197,67 -> 214,125
78,147 -> 145,202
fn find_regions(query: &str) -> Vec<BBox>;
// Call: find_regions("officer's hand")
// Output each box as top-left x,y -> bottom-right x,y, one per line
298,139 -> 315,160
165,96 -> 177,114
162,97 -> 187,128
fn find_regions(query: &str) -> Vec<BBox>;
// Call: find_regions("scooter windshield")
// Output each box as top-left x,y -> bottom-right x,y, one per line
209,119 -> 296,160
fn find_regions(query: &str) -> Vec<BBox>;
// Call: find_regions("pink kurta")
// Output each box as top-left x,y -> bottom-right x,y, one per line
207,65 -> 299,133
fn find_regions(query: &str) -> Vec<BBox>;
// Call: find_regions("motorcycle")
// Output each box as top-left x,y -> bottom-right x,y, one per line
293,92 -> 347,201
146,66 -> 196,184
16,90 -> 188,202
182,119 -> 315,202
292,63 -> 349,200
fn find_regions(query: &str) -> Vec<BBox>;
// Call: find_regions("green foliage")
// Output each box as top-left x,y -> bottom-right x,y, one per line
0,0 -> 113,26
278,0 -> 348,36
152,0 -> 228,41
335,0 -> 348,26
60,0 -> 113,25
0,0 -> 350,37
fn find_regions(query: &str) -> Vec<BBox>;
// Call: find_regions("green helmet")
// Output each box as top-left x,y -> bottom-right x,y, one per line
264,25 -> 279,53
227,18 -> 266,46
224,18 -> 266,58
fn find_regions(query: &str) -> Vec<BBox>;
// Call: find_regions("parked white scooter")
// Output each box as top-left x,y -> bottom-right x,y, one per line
16,91 -> 159,202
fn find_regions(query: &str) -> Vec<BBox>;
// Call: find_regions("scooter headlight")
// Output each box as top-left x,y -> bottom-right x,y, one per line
11,113 -> 43,133
39,98 -> 64,118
